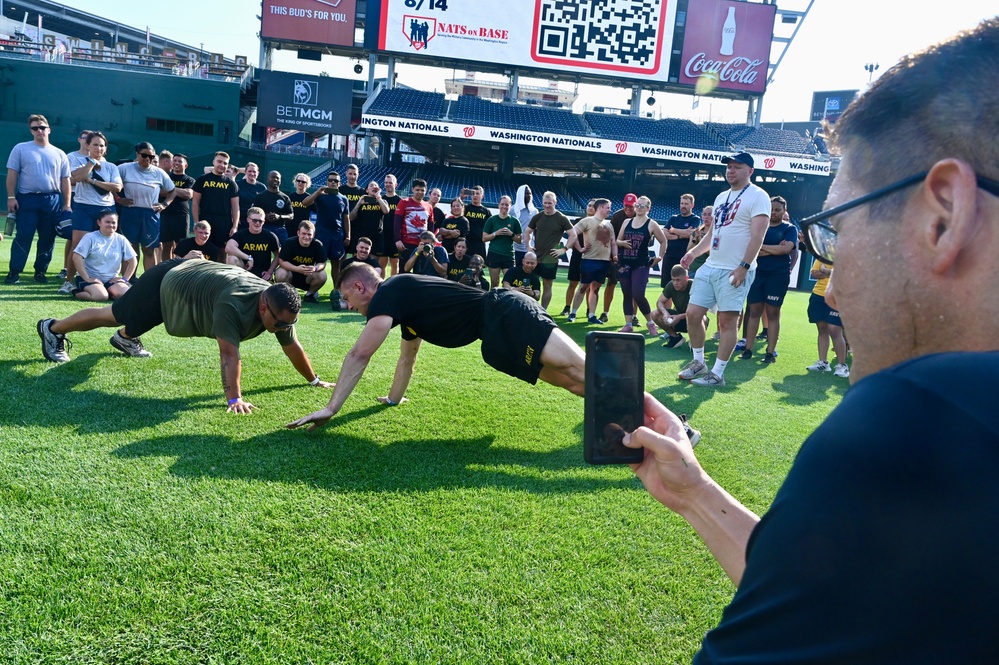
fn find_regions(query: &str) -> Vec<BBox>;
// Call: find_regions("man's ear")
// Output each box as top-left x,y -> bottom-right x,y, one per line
920,159 -> 982,275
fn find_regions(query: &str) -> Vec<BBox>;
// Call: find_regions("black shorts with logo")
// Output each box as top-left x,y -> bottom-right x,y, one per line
480,288 -> 556,384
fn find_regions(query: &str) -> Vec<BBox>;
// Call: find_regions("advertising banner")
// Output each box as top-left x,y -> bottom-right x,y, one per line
810,90 -> 859,123
359,114 -> 830,176
261,0 -> 356,47
258,70 -> 354,134
376,0 -> 678,83
678,0 -> 776,95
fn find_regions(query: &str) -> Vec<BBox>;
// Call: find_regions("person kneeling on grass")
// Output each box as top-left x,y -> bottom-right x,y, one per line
71,210 -> 136,302
37,258 -> 333,413
275,220 -> 328,304
652,265 -> 709,350
286,262 -> 701,444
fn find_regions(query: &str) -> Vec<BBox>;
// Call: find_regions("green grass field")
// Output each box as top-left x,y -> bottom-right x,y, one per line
0,233 -> 847,664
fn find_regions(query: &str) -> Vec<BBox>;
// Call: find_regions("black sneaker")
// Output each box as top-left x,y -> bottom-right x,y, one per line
756,328 -> 768,340
303,292 -> 320,304
4,272 -> 20,285
559,306 -> 571,317
599,313 -> 609,323
57,268 -> 68,280
631,316 -> 639,327
37,318 -> 71,362
110,330 -> 152,357
34,273 -> 48,284
662,335 -> 686,349
739,349 -> 752,360
762,352 -> 776,364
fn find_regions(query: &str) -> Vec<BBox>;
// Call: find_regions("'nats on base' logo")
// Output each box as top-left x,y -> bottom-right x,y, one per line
763,157 -> 776,169
403,15 -> 436,50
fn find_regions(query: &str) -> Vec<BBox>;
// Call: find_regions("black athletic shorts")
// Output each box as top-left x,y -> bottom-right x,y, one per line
160,213 -> 189,243
535,261 -> 558,281
665,308 -> 688,333
748,269 -> 791,307
485,251 -> 514,270
567,247 -> 582,282
289,271 -> 314,292
480,288 -> 556,384
111,258 -> 187,337
202,214 -> 232,249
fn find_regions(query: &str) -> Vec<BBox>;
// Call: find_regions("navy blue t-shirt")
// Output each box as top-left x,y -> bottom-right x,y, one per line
313,192 -> 349,235
665,213 -> 700,257
754,221 -> 799,272
695,351 -> 999,664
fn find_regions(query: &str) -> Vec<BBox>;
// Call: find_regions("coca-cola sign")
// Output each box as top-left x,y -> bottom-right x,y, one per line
679,0 -> 776,94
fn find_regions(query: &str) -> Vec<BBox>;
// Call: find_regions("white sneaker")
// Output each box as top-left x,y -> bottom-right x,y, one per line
57,280 -> 75,295
806,360 -> 831,372
691,371 -> 726,387
833,363 -> 851,378
678,359 -> 708,380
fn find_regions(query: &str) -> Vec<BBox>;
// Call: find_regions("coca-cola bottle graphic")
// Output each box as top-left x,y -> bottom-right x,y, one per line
720,7 -> 737,56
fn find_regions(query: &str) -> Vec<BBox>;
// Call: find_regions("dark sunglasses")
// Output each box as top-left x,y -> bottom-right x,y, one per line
138,153 -> 156,159
265,300 -> 298,330
30,126 -> 48,131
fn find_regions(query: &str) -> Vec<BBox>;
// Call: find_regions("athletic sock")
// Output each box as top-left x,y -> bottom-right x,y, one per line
693,347 -> 705,363
713,359 -> 729,377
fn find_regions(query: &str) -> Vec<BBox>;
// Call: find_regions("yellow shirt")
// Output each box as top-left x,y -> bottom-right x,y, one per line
811,259 -> 832,297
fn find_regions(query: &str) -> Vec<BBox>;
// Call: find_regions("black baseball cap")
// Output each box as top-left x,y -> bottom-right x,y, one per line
721,152 -> 755,168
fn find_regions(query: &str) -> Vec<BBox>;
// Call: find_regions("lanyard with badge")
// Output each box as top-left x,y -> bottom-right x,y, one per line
712,185 -> 749,251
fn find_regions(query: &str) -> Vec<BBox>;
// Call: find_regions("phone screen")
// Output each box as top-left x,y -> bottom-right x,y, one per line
584,332 -> 645,465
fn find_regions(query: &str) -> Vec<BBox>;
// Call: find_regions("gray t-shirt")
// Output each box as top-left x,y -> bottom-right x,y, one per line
513,207 -> 535,254
68,152 -> 121,207
118,162 -> 175,209
74,230 -> 137,282
6,141 -> 70,194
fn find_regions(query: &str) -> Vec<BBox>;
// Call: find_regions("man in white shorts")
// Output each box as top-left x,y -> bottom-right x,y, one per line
678,153 -> 771,386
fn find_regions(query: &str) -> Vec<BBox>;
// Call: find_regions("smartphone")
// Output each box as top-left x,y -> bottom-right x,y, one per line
584,331 -> 645,465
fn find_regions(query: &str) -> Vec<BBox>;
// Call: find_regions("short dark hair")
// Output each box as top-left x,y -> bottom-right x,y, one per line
135,141 -> 155,154
411,178 -> 427,189
671,265 -> 687,278
771,196 -> 787,207
264,282 -> 301,317
214,151 -> 230,160
593,198 -> 610,210
356,236 -> 372,246
87,131 -> 107,145
173,153 -> 188,162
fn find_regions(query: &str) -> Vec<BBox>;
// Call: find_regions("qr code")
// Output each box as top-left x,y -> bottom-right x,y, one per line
534,0 -> 663,71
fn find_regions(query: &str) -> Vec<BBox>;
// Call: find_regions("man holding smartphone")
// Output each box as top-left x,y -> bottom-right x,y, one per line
623,21 -> 999,661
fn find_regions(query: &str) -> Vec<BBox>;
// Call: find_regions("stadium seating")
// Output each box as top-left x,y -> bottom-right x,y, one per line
366,88 -> 447,120
583,113 -> 723,151
451,96 -> 588,136
706,122 -> 817,157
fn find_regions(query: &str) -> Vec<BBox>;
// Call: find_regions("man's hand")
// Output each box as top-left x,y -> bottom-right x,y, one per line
679,252 -> 694,269
623,393 -> 708,513
729,266 -> 748,287
226,397 -> 258,415
286,407 -> 335,432
118,198 -> 134,208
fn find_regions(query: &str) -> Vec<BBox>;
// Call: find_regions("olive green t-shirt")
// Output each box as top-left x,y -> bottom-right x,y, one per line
160,260 -> 296,347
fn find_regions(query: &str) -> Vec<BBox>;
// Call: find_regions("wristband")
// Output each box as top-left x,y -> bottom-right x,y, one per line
309,376 -> 321,386
739,261 -> 751,270
227,397 -> 241,406
384,397 -> 396,406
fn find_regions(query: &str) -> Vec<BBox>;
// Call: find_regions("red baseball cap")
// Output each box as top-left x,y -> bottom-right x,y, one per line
623,193 -> 638,206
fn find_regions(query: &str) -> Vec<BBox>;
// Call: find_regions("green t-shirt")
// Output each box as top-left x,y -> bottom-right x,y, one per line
483,214 -> 521,258
662,278 -> 693,313
160,260 -> 296,347
527,210 -> 573,265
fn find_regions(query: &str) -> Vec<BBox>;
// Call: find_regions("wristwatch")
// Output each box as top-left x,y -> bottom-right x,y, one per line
739,261 -> 751,270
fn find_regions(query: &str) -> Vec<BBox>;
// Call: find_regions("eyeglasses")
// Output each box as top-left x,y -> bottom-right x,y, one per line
30,126 -> 48,131
328,179 -> 340,183
265,300 -> 298,330
247,218 -> 264,224
800,171 -> 999,265
138,153 -> 156,159
295,179 -> 307,184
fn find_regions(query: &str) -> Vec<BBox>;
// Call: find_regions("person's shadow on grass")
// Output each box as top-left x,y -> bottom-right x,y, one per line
771,371 -> 850,405
111,416 -> 643,494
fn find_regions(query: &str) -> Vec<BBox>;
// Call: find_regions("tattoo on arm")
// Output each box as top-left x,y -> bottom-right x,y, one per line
221,359 -> 230,394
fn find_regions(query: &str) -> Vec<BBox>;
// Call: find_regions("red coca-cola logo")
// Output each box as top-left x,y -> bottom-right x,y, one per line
615,142 -> 628,154
683,54 -> 765,85
764,157 -> 776,169
463,126 -> 475,137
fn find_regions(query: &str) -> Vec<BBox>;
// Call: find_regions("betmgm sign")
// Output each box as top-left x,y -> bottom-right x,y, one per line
257,70 -> 352,134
